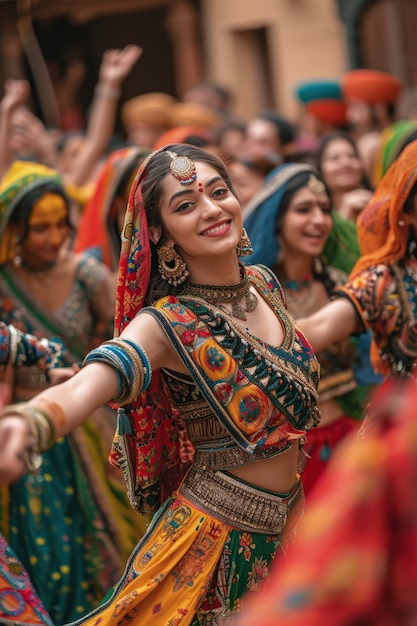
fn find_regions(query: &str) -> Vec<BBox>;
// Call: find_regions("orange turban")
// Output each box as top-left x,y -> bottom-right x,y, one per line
121,92 -> 177,131
342,70 -> 403,104
153,126 -> 215,150
168,102 -> 221,129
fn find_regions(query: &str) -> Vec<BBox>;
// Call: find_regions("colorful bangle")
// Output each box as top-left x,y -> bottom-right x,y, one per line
82,338 -> 152,405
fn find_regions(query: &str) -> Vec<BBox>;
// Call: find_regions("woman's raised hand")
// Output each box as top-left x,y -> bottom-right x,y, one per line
98,44 -> 143,89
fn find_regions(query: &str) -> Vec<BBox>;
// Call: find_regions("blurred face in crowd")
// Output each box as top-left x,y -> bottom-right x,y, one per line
319,137 -> 364,193
56,134 -> 85,176
19,193 -> 71,268
345,99 -> 373,135
242,118 -> 282,163
228,160 -> 265,210
279,185 -> 332,259
127,123 -> 167,149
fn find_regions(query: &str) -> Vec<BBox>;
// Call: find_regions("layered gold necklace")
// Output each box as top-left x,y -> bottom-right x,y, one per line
181,264 -> 258,321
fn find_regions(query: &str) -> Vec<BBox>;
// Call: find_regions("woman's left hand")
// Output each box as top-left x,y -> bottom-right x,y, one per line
0,414 -> 33,485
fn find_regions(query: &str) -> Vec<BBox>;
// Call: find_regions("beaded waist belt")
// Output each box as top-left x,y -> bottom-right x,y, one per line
192,438 -> 292,470
179,465 -> 303,534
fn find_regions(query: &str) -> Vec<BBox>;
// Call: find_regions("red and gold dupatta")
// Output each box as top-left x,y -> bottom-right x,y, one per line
108,147 -> 191,516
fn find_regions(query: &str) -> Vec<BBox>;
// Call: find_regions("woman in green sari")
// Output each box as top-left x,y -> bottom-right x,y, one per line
0,160 -> 148,625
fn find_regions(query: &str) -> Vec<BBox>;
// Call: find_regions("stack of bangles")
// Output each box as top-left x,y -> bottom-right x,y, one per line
0,339 -> 151,475
2,403 -> 56,473
82,337 -> 152,405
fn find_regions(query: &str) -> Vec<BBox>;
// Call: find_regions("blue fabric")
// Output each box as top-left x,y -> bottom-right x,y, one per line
243,163 -> 314,267
354,332 -> 383,386
242,163 -> 383,399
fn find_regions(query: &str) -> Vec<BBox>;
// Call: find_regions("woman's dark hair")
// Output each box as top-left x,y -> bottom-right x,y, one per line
275,170 -> 331,233
316,131 -> 373,194
403,181 -> 417,215
142,144 -> 237,303
9,181 -> 72,244
229,154 -> 277,179
257,111 -> 295,146
394,130 -> 417,165
56,130 -> 85,154
114,152 -> 150,203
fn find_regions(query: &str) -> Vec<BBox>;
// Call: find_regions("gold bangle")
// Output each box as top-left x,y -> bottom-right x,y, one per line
1,403 -> 57,472
1,404 -> 45,473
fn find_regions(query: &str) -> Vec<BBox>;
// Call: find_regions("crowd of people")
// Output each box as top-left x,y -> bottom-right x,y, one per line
0,40 -> 416,626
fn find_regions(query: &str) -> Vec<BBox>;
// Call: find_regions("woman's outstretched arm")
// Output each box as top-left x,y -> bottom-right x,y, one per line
297,297 -> 362,353
0,311 -> 171,483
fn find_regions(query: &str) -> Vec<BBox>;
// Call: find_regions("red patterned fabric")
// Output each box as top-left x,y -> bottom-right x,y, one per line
232,376 -> 417,626
301,414 -> 359,496
108,147 -> 191,515
0,532 -> 54,625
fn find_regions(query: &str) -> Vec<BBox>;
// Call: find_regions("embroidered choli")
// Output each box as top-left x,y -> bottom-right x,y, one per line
0,254 -> 109,391
144,265 -> 321,471
336,257 -> 417,378
286,266 -> 358,403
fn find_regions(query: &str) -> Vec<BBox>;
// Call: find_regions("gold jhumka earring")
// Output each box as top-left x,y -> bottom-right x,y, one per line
236,228 -> 254,257
157,245 -> 189,286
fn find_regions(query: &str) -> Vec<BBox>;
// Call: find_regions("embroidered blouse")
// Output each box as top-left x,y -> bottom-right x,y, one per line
285,266 -> 358,404
144,265 -> 321,471
336,257 -> 417,378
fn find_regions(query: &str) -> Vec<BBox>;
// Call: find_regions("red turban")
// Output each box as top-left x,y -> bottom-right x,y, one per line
306,99 -> 347,126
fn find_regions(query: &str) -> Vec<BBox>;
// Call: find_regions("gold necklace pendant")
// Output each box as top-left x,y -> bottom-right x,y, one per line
181,264 -> 258,321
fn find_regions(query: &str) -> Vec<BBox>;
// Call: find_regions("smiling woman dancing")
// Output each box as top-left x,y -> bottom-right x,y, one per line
0,144 -> 321,625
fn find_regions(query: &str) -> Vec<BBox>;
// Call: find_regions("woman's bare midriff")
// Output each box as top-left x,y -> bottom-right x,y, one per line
228,442 -> 300,493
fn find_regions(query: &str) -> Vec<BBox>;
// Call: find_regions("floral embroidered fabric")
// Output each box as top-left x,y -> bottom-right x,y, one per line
151,272 -> 320,459
336,257 -> 417,378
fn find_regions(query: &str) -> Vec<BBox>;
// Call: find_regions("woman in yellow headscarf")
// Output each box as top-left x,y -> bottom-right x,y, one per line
0,160 -> 148,625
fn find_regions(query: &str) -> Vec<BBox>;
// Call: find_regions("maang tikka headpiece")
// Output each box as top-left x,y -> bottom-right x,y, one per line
307,174 -> 326,194
166,150 -> 197,185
